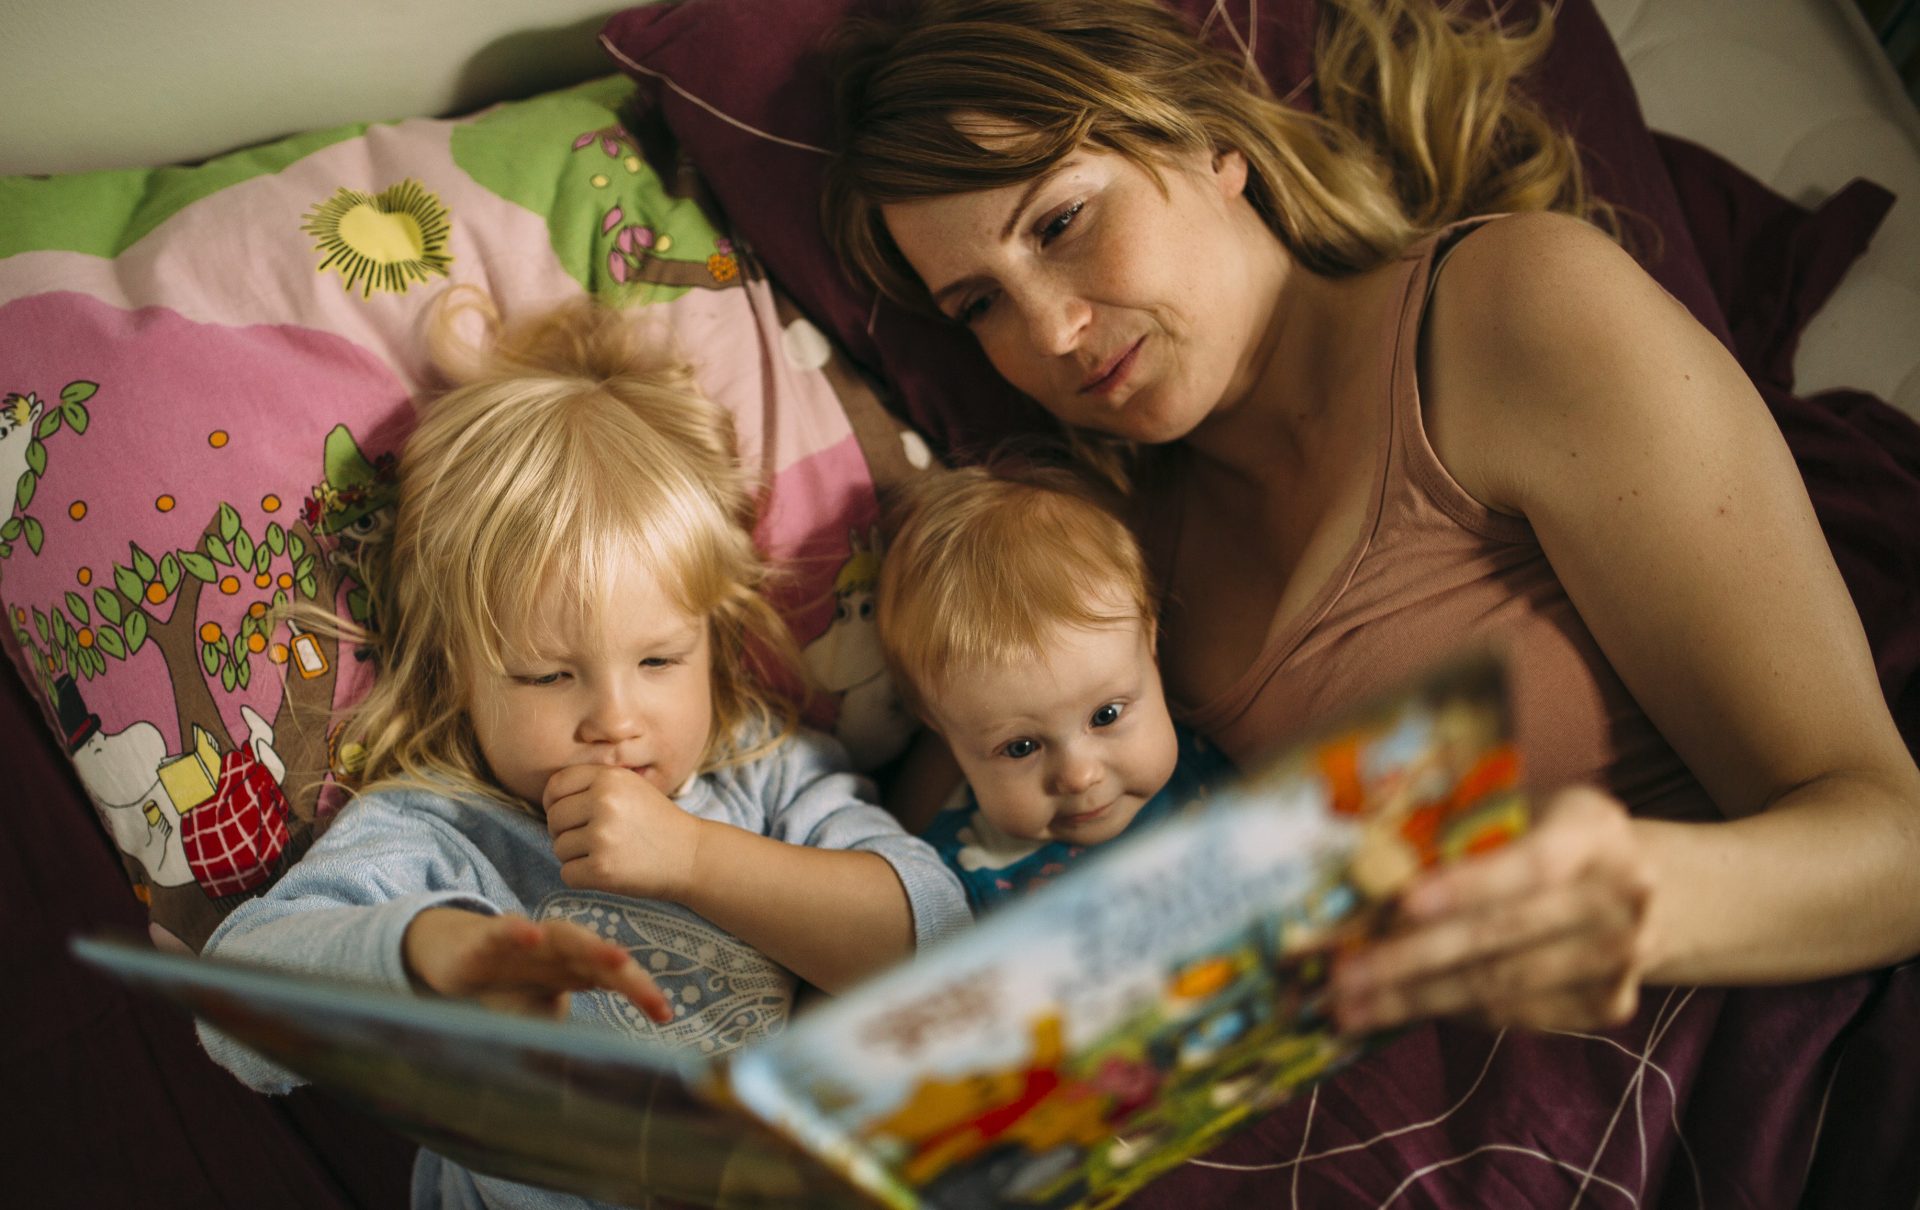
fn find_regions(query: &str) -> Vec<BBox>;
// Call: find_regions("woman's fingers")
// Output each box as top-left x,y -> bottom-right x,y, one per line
1399,786 -> 1642,921
1336,904 -> 1640,1030
1333,786 -> 1654,1033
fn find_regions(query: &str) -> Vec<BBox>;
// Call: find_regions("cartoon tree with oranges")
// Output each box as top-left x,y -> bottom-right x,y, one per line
7,418 -> 393,828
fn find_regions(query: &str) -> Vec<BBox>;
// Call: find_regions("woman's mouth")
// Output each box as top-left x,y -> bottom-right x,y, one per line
1078,337 -> 1143,397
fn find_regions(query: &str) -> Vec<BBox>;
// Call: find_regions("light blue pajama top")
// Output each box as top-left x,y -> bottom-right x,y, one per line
197,726 -> 968,1210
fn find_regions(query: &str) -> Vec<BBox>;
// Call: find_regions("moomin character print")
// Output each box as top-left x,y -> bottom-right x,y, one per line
55,673 -> 193,888
1,391 -> 44,503
803,526 -> 915,770
55,673 -> 294,900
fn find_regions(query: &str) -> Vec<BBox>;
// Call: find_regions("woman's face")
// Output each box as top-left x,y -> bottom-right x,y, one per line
882,140 -> 1280,444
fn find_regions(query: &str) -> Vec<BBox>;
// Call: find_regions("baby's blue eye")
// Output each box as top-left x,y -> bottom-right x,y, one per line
1091,703 -> 1123,727
1003,738 -> 1038,759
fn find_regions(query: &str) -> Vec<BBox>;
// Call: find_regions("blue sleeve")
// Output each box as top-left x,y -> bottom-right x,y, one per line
196,791 -> 514,1093
753,731 -> 972,950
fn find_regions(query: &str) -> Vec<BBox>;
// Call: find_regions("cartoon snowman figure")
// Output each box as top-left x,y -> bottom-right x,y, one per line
56,675 -> 194,887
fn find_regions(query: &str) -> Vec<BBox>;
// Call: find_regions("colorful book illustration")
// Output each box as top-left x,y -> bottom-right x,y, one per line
74,650 -> 1526,1210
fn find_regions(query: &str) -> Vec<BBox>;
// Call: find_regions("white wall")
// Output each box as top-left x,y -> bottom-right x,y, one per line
1,0 -> 643,174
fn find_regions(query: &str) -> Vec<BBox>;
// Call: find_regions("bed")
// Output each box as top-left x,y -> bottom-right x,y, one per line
4,1 -> 1916,1206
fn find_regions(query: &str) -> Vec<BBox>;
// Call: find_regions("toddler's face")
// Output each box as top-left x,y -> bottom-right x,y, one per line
929,615 -> 1178,845
465,558 -> 714,808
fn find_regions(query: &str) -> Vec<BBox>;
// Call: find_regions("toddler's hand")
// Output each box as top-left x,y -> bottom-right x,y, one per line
543,765 -> 704,902
402,908 -> 673,1023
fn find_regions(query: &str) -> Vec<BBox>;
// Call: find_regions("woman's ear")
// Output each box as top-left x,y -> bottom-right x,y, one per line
1212,147 -> 1250,200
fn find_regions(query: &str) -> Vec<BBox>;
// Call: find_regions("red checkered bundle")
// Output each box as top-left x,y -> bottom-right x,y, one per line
183,749 -> 291,898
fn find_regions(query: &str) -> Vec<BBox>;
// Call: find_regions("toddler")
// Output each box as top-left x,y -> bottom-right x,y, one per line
197,292 -> 969,1208
878,460 -> 1231,912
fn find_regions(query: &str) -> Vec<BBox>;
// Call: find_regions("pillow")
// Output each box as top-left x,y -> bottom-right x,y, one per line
1651,132 -> 1920,750
0,76 -> 921,952
598,0 -> 1732,458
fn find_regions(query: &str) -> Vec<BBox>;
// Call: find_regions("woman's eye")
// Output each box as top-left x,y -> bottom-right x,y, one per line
1002,738 -> 1038,759
957,292 -> 997,326
1038,200 -> 1084,245
1091,702 -> 1124,728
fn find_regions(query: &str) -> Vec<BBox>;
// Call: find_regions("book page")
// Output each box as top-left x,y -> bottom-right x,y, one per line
70,937 -> 866,1208
729,653 -> 1524,1210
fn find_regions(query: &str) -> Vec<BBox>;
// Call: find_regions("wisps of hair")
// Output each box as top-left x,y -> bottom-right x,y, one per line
824,0 -> 1609,316
877,448 -> 1155,720
310,287 -> 800,813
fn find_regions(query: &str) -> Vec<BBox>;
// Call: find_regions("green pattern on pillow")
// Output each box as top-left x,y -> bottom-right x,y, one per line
0,75 -> 898,952
0,124 -> 365,260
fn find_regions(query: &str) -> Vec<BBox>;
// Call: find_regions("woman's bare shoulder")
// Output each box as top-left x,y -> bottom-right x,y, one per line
1419,210 -> 1730,513
1435,211 -> 1668,353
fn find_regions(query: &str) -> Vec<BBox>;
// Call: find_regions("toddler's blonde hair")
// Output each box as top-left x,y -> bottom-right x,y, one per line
328,289 -> 799,811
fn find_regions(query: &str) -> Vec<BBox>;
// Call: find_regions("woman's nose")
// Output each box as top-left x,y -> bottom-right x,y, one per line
1020,286 -> 1090,358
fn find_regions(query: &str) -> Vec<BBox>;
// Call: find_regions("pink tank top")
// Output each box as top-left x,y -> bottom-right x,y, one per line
1166,221 -> 1715,823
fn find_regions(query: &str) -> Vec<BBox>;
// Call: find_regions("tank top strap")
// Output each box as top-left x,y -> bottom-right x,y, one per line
1387,216 -> 1535,545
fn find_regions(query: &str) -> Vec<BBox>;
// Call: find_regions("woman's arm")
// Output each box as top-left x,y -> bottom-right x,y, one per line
1337,213 -> 1920,1031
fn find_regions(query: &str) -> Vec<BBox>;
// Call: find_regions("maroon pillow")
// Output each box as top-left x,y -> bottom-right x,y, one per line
599,0 -> 1729,457
1652,132 -> 1920,749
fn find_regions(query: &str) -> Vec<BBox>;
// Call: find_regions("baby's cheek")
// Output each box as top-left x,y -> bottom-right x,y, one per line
974,787 -> 1047,841
1143,724 -> 1181,791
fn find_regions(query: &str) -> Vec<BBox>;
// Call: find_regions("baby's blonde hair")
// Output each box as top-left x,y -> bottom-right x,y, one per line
877,458 -> 1156,721
329,289 -> 799,811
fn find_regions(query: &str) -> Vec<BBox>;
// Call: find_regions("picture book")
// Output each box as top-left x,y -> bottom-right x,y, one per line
73,650 -> 1528,1210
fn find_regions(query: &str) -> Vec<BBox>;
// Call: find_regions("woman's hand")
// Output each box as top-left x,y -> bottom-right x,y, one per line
544,765 -> 705,902
1330,787 -> 1659,1033
402,907 -> 673,1023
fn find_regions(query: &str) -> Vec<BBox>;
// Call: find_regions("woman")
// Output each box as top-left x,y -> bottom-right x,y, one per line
824,0 -> 1920,1200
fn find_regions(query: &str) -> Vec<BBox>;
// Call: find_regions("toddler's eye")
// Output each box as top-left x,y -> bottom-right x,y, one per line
1002,738 -> 1038,760
1091,702 -> 1124,728
518,671 -> 565,686
640,657 -> 678,669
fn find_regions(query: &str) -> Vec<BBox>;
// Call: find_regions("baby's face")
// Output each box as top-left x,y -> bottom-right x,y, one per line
928,615 -> 1178,846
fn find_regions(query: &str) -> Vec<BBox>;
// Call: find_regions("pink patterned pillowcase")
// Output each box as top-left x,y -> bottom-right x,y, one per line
0,76 -> 918,950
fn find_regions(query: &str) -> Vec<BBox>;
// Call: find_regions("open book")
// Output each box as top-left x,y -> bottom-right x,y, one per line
74,650 -> 1527,1209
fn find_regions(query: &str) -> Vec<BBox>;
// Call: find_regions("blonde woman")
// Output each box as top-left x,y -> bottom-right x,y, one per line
196,293 -> 968,1209
825,0 -> 1920,1196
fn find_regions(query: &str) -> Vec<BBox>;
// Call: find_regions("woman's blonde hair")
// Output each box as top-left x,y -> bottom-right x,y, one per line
825,0 -> 1607,313
324,289 -> 799,811
877,456 -> 1156,721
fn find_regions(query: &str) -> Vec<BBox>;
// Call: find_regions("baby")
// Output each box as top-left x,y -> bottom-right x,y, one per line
877,460 -> 1231,912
